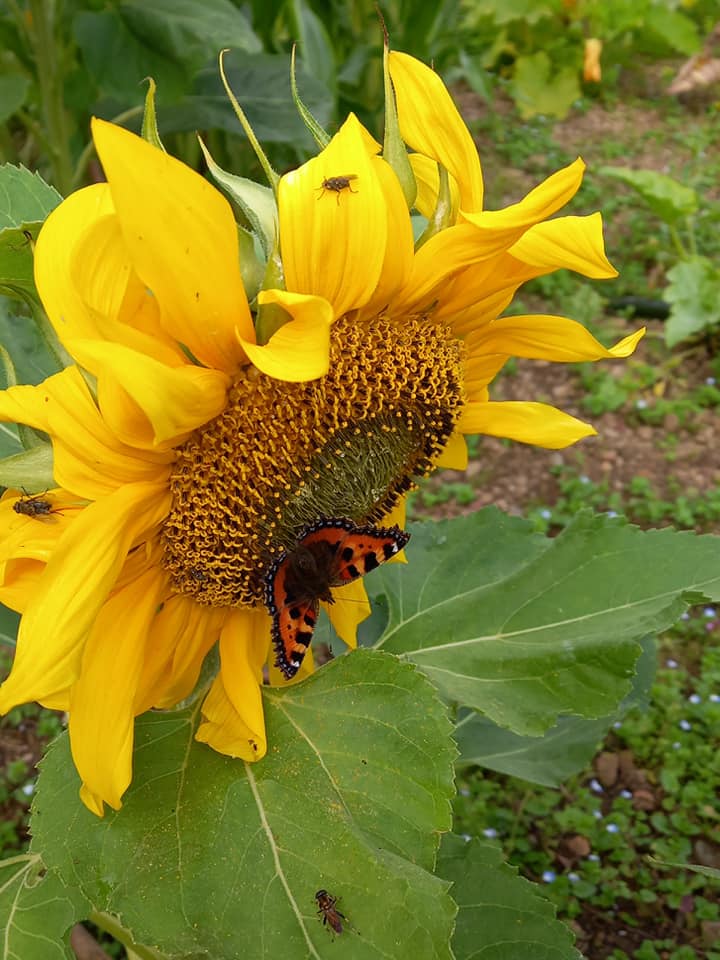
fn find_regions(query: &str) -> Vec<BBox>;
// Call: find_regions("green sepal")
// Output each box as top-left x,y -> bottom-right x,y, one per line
0,442 -> 55,491
290,44 -> 330,150
255,244 -> 287,345
218,49 -> 279,193
198,136 -> 277,261
415,163 -> 455,249
382,33 -> 416,209
237,226 -> 264,303
140,77 -> 166,152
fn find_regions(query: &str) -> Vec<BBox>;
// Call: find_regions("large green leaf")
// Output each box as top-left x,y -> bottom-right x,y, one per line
0,165 -> 61,302
664,256 -> 720,347
369,510 -> 720,734
511,52 -> 580,120
454,635 -> 656,785
0,855 -> 84,960
438,835 -> 580,960
31,652 -> 456,959
0,74 -> 30,125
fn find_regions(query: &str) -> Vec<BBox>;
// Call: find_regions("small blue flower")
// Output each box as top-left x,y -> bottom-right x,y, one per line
706,377 -> 716,386
540,508 -> 552,520
688,693 -> 701,704
673,741 -> 682,749
588,853 -> 600,862
665,658 -> 679,669
593,810 -> 602,819
542,870 -> 556,883
635,399 -> 648,409
613,721 -> 622,729
679,719 -> 692,731
619,789 -> 632,800
606,823 -> 620,834
703,607 -> 716,618
710,694 -> 720,703
482,828 -> 498,839
21,782 -> 35,797
680,612 -> 690,621
568,872 -> 580,883
606,510 -> 618,518
580,475 -> 590,484
589,778 -> 603,793
459,787 -> 470,796
461,833 -> 472,842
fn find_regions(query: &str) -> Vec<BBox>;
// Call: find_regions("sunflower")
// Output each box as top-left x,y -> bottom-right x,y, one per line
0,51 -> 642,815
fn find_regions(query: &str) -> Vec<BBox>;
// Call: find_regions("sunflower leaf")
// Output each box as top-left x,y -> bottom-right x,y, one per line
0,854 -> 86,959
0,164 -> 61,303
31,651 -> 456,959
368,509 -> 720,736
437,835 -> 581,960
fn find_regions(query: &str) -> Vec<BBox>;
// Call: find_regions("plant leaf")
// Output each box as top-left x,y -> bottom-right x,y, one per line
511,52 -> 580,120
0,165 -> 61,302
369,510 -> 720,735
598,166 -> 698,225
437,835 -> 581,960
31,652 -> 456,959
664,256 -> 720,347
454,635 -> 656,785
0,854 -> 86,960
0,74 -> 30,124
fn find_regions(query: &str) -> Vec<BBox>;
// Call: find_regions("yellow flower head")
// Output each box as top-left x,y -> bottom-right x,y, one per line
0,51 -> 642,815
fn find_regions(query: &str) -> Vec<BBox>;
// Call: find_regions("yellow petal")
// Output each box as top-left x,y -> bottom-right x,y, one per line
91,118 -> 252,373
357,156 -> 416,319
0,482 -> 171,711
148,599 -> 226,710
458,400 -> 597,449
279,114 -> 387,317
239,291 -> 331,382
509,213 -> 617,279
381,497 -> 407,530
408,154 -> 460,222
67,338 -> 229,447
326,578 -> 371,647
467,316 -> 645,362
464,354 -> 509,396
461,159 -> 586,248
435,430 -> 469,470
0,367 -> 173,498
69,564 -> 167,813
195,607 -> 269,760
389,51 -> 484,212
35,183 -> 118,345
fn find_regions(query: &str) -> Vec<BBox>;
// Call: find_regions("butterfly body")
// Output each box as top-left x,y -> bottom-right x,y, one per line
264,518 -> 409,679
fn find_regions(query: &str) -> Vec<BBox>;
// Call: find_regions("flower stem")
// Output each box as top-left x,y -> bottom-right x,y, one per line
28,0 -> 74,194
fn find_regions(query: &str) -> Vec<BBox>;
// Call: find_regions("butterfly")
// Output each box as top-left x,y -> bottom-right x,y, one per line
263,517 -> 410,680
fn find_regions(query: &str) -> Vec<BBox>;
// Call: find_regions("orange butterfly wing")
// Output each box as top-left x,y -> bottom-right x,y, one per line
264,519 -> 409,679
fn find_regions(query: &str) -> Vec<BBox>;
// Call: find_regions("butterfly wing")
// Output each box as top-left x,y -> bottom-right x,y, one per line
264,553 -> 320,679
299,519 -> 410,588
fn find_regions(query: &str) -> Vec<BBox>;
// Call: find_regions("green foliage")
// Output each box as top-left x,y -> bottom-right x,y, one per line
30,653 -> 457,959
454,621 -> 720,958
438,835 -> 581,960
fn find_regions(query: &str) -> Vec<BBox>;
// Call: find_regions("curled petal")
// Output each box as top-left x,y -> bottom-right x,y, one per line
66,338 -> 230,447
238,291 -> 332,382
461,159 -> 586,248
389,51 -> 484,212
195,607 -> 269,760
509,214 -> 617,279
467,316 -> 645,363
435,431 -> 469,470
459,400 -> 597,449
